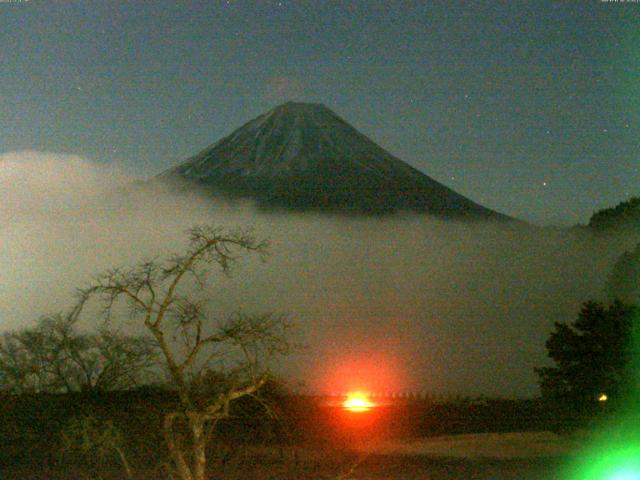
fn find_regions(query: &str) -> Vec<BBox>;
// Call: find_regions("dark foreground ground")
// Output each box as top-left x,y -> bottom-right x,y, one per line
0,391 -> 588,479
0,444 -> 571,480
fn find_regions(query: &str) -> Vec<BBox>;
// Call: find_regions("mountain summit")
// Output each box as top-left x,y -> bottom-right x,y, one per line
161,102 -> 509,219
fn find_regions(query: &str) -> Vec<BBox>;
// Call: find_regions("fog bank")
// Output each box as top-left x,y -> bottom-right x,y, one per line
1,151 -> 635,397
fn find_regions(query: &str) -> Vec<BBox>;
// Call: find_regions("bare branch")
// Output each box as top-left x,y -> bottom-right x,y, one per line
0,314 -> 156,393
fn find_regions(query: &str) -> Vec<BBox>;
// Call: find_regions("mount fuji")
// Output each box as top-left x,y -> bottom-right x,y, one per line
160,102 -> 510,220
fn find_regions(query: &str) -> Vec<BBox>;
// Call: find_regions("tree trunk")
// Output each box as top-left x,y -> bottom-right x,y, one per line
164,413 -> 194,480
190,414 -> 207,480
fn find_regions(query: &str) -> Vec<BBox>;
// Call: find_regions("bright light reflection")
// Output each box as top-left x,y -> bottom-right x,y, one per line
609,468 -> 640,480
565,443 -> 640,480
343,392 -> 375,412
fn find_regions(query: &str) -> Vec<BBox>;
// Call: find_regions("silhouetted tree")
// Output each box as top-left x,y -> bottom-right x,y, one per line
535,300 -> 637,409
588,196 -> 640,231
60,414 -> 133,480
607,242 -> 640,304
72,225 -> 292,480
0,313 -> 156,393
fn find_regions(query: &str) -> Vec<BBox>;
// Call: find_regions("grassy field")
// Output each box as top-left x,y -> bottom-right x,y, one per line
356,431 -> 580,459
349,431 -> 577,479
233,431 -> 577,479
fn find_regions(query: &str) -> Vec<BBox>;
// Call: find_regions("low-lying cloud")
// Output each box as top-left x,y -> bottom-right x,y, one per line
1,151 -> 636,397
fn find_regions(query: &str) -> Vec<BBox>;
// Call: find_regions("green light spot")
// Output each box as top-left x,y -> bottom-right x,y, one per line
609,468 -> 640,480
566,442 -> 640,480
563,308 -> 640,479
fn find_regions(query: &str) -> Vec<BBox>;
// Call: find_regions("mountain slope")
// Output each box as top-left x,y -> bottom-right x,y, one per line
160,102 -> 510,220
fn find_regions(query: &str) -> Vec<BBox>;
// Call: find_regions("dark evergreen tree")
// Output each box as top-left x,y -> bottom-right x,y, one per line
588,196 -> 640,231
535,300 -> 637,409
607,243 -> 640,304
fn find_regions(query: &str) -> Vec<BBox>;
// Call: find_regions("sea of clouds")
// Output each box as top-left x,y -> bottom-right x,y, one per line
1,151 -> 636,397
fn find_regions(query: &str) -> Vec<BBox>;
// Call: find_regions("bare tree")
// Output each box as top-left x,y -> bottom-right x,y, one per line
72,225 -> 292,480
60,414 -> 134,480
0,313 -> 156,393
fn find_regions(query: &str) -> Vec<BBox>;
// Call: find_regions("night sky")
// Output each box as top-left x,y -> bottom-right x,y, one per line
1,0 -> 638,224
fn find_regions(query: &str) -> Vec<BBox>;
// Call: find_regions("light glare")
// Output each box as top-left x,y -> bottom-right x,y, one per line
343,392 -> 375,412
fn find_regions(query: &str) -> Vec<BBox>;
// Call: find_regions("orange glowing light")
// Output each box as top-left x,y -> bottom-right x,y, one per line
342,392 -> 375,412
